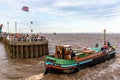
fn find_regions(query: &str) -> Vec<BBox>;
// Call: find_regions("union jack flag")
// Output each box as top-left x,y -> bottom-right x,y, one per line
22,6 -> 29,12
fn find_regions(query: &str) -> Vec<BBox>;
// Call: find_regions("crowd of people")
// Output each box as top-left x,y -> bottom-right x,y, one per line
7,34 -> 47,42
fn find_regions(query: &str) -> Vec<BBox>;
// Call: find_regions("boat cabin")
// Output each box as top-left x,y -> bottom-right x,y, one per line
54,45 -> 72,59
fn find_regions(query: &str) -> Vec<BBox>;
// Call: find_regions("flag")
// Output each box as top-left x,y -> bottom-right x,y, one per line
31,29 -> 33,32
22,6 -> 29,12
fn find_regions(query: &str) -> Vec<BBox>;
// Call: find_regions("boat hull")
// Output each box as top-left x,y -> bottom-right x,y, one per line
44,51 -> 116,74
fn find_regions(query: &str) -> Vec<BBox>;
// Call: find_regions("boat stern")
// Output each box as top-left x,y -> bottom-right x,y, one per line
45,55 -> 78,74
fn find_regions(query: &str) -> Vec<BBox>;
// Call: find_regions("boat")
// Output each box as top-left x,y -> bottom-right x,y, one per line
44,29 -> 116,74
44,44 -> 116,74
53,32 -> 56,35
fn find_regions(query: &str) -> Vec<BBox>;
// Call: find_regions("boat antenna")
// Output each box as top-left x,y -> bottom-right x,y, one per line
104,29 -> 106,45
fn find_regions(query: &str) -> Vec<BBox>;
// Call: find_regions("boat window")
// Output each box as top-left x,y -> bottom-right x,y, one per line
66,47 -> 71,51
57,47 -> 60,51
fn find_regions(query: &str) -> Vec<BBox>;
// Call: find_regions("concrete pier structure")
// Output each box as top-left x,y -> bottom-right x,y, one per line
3,37 -> 49,58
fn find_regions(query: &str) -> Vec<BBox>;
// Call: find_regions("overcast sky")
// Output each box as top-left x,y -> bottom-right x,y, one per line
0,0 -> 120,33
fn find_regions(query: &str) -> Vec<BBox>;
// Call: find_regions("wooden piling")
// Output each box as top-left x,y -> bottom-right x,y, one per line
16,46 -> 19,58
28,46 -> 31,58
12,46 -> 16,58
30,45 -> 33,58
25,46 -> 29,58
40,45 -> 43,56
42,45 -> 45,56
20,46 -> 24,58
45,44 -> 49,55
38,45 -> 42,57
11,46 -> 13,58
35,45 -> 38,58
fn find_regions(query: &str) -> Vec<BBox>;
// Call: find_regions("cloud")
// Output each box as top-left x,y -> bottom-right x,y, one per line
28,0 -> 120,20
1,0 -> 120,33
8,0 -> 119,20
1,0 -> 120,19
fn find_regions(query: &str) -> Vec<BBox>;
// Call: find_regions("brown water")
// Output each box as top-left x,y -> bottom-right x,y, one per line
1,33 -> 120,80
0,43 -> 45,80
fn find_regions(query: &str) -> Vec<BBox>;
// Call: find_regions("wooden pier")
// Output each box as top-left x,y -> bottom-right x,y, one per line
3,37 -> 49,58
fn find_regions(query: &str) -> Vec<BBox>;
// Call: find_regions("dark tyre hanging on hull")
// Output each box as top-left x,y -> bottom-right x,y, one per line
72,67 -> 79,73
44,68 -> 50,75
110,53 -> 116,59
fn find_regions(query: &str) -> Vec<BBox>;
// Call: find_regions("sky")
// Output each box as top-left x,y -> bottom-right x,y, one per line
0,0 -> 120,33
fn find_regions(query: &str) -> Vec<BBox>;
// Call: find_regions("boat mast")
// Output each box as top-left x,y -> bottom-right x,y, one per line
104,29 -> 106,45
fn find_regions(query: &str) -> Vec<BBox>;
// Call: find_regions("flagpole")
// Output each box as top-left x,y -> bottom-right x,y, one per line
7,22 -> 9,34
30,23 -> 31,34
15,21 -> 17,34
30,22 -> 31,33
30,21 -> 33,33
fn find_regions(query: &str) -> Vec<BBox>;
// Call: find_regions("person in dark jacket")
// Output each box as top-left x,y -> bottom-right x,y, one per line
62,48 -> 65,59
71,50 -> 75,60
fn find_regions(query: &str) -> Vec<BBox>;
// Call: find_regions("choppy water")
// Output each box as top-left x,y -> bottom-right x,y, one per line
1,33 -> 120,80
